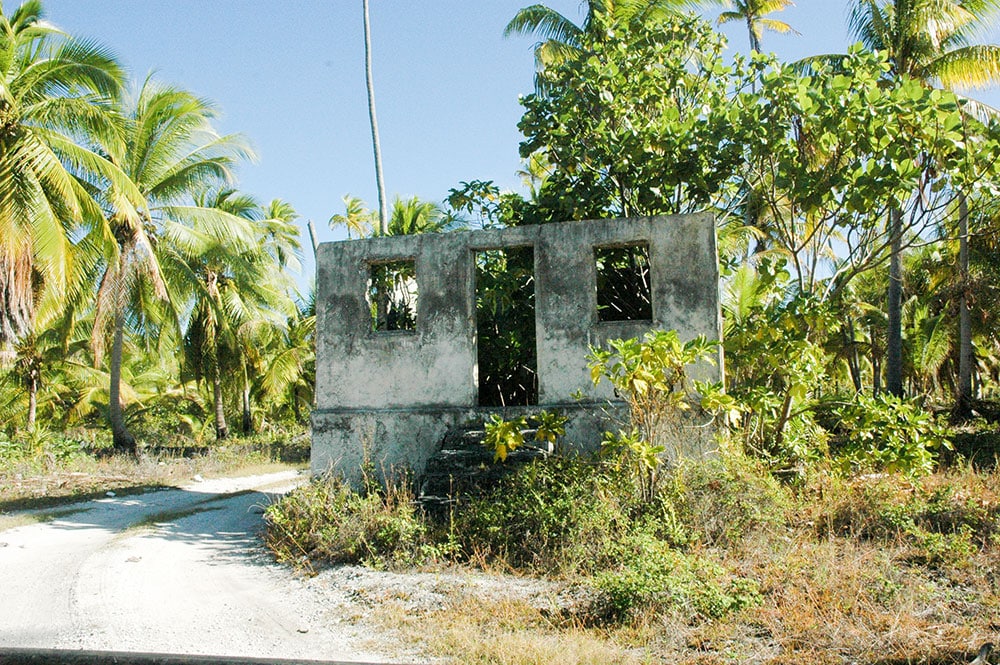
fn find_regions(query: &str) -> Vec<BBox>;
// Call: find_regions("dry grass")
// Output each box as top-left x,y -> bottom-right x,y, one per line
375,594 -> 656,665
361,464 -> 1000,665
0,431 -> 309,513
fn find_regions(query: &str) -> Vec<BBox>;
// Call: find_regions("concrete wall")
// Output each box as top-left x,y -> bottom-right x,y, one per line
312,214 -> 722,481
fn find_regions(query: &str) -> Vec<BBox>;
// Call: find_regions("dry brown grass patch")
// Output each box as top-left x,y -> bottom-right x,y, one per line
391,595 -> 655,665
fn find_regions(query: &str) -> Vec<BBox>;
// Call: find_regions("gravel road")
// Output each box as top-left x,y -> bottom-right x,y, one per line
0,471 -> 401,663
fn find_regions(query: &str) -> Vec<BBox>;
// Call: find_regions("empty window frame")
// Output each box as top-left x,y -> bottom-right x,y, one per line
595,243 -> 652,322
475,247 -> 538,407
368,259 -> 418,332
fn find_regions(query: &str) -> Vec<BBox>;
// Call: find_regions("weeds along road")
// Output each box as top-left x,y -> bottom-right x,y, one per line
0,470 -> 390,663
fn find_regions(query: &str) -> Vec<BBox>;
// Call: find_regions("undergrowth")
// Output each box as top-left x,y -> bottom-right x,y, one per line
264,449 -> 1000,664
263,470 -> 428,570
266,450 -> 783,623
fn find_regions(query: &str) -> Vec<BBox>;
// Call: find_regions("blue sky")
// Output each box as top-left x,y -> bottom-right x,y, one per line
40,1 -> 1000,282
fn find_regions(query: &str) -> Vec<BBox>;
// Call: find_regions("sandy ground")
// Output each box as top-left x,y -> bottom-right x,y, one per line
0,470 -> 405,663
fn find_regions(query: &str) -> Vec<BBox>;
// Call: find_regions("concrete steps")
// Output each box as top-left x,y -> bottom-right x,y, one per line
417,423 -> 553,513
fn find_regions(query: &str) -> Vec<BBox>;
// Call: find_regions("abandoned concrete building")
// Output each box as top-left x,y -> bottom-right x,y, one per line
312,214 -> 722,483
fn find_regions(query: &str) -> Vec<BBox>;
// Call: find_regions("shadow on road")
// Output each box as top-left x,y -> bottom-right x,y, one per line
1,474 -> 300,567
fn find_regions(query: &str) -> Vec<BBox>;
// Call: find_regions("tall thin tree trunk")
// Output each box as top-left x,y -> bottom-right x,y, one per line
363,0 -> 388,235
306,219 -> 319,260
871,324 -> 882,396
241,362 -> 252,435
956,192 -> 973,416
886,206 -> 904,397
110,307 -> 137,454
845,321 -> 862,393
26,370 -> 37,432
747,16 -> 760,53
213,364 -> 228,441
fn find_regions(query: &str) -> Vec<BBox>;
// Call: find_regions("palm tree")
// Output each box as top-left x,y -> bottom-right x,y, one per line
1,308 -> 109,433
259,295 -> 316,425
362,0 -> 388,235
236,198 -> 302,433
329,194 -> 376,238
261,199 -> 303,273
714,0 -> 797,53
836,0 -> 1000,399
845,0 -> 1000,89
504,0 -> 691,92
171,189 -> 295,441
92,78 -> 254,452
330,195 -> 453,238
0,1 -> 131,351
388,196 -> 452,235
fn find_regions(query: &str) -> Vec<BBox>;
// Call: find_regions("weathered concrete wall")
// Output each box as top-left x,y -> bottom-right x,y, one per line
312,214 -> 722,481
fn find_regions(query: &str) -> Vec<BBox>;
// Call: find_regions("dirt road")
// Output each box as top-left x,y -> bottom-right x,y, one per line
0,471 -> 395,662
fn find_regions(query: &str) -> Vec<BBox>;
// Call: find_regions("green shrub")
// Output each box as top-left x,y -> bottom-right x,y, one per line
483,414 -> 527,462
454,455 -> 640,575
264,473 -> 427,569
587,330 -> 722,500
830,393 -> 949,476
453,452 -> 790,576
482,410 -> 569,463
595,531 -> 760,621
0,428 -> 89,470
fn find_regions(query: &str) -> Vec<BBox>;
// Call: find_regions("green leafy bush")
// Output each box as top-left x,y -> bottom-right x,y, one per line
0,428 -> 88,469
453,451 -> 769,621
831,393 -> 949,476
483,414 -> 527,463
482,410 -> 569,462
595,531 -> 760,621
455,455 -> 639,575
722,261 -> 833,472
587,329 -> 721,499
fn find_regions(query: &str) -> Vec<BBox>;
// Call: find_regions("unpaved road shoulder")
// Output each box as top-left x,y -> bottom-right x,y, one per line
0,470 -> 399,662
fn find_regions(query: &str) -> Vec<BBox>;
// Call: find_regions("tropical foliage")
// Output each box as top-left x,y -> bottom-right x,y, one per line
5,0 -> 1000,486
0,2 -> 311,450
500,1 -> 1000,474
7,2 -> 1000,660
0,0 -> 134,351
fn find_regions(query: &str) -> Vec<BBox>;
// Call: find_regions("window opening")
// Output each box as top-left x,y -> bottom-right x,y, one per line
368,260 -> 418,332
595,243 -> 652,322
475,247 -> 538,406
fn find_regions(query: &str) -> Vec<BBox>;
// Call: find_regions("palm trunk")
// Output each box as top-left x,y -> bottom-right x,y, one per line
363,0 -> 388,235
26,371 -> 37,432
747,17 -> 761,53
886,206 -> 904,397
870,322 -> 882,396
844,320 -> 862,393
241,362 -> 252,435
292,384 -> 302,423
213,364 -> 228,441
110,308 -> 137,454
956,192 -> 973,416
